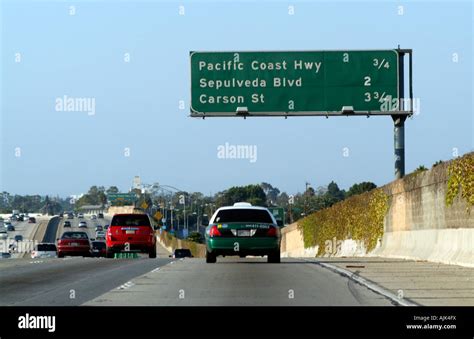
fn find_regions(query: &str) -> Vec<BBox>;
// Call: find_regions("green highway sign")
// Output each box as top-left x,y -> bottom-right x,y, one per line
268,207 -> 285,227
190,50 -> 400,116
107,193 -> 137,206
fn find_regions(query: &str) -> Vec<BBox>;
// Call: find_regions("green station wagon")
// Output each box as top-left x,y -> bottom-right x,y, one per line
205,202 -> 281,263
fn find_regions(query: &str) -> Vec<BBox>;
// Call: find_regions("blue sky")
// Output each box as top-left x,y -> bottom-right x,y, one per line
1,0 -> 472,197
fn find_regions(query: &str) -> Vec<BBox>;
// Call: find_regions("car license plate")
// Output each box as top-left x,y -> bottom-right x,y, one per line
71,243 -> 79,246
126,230 -> 135,234
237,229 -> 251,237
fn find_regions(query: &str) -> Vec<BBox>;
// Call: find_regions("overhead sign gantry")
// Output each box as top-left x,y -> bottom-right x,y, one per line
190,49 -> 413,178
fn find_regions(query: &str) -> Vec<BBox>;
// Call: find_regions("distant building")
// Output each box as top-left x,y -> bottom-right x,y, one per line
132,176 -> 141,191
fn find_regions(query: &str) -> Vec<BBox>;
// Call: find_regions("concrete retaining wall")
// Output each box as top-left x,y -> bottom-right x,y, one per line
281,154 -> 474,267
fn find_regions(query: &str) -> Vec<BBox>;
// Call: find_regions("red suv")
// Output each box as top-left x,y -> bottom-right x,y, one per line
106,213 -> 157,258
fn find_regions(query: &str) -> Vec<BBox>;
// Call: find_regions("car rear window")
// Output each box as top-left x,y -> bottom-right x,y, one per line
37,244 -> 57,251
214,209 -> 274,223
61,232 -> 88,239
111,214 -> 151,227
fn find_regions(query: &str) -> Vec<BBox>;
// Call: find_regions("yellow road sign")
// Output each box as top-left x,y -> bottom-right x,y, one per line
154,211 -> 163,220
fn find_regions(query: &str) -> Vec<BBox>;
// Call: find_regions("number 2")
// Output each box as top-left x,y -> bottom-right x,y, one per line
364,76 -> 371,86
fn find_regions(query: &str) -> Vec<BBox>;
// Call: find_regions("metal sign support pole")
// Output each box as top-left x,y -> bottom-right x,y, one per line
392,48 -> 409,179
393,115 -> 406,179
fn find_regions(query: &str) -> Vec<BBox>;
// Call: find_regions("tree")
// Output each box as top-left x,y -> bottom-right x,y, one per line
346,182 -> 377,198
260,182 -> 280,205
216,184 -> 267,207
276,192 -> 289,207
414,165 -> 428,173
106,186 -> 119,195
305,186 -> 315,197
324,181 -> 345,206
75,185 -> 107,208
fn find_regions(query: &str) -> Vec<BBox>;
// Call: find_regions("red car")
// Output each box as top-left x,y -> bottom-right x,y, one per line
57,231 -> 91,258
106,213 -> 157,258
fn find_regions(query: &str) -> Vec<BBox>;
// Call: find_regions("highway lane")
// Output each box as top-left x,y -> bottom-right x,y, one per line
56,214 -> 110,242
1,215 -> 394,307
0,214 -> 177,306
3,215 -> 48,258
0,257 -> 174,306
4,217 -> 39,240
85,257 -> 394,306
0,252 -> 395,306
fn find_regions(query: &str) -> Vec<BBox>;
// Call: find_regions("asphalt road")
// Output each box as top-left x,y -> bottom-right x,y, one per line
86,257 -> 394,306
1,216 -> 393,307
0,255 -> 394,307
0,215 -> 174,306
2,216 -> 45,258
8,219 -> 35,240
56,215 -> 109,241
0,256 -> 174,306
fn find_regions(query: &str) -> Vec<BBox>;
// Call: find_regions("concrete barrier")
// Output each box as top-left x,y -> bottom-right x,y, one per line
280,223 -> 318,257
281,153 -> 474,267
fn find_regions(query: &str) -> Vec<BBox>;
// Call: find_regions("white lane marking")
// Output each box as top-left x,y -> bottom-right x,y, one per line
117,281 -> 135,290
29,260 -> 44,264
114,261 -> 175,292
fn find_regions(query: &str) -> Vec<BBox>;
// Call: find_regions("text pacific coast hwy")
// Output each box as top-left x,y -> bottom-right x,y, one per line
198,60 -> 322,73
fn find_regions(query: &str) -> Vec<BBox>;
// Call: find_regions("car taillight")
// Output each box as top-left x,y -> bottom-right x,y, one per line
267,226 -> 278,237
108,232 -> 116,241
209,225 -> 221,237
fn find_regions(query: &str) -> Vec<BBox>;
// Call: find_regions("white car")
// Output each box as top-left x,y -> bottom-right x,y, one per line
78,221 -> 87,228
31,243 -> 58,258
95,231 -> 105,240
90,214 -> 97,220
78,213 -> 84,218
